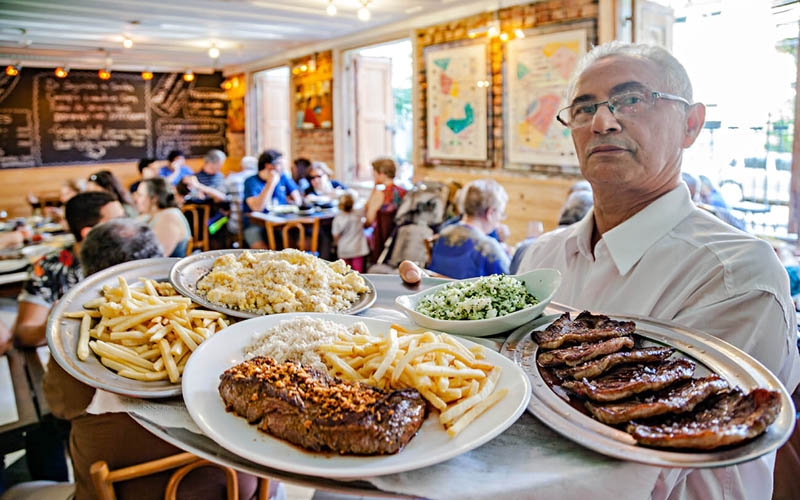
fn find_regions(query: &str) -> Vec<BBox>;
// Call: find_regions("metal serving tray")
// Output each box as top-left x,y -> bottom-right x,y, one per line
501,308 -> 796,468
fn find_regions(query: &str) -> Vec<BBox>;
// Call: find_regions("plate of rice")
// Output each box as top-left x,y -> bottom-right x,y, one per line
170,249 -> 376,319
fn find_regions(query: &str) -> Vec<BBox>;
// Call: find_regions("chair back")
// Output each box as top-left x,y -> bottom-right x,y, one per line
279,217 -> 320,254
90,452 -> 239,500
181,204 -> 211,253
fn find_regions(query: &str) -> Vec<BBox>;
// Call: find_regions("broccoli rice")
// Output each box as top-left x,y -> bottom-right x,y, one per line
415,274 -> 538,320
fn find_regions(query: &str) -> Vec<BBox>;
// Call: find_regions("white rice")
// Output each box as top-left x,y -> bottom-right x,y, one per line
244,316 -> 368,372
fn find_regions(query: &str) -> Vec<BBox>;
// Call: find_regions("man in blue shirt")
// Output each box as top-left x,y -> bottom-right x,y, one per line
242,149 -> 301,249
158,149 -> 194,186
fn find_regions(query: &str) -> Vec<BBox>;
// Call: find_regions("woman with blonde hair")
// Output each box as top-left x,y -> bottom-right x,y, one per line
428,179 -> 510,279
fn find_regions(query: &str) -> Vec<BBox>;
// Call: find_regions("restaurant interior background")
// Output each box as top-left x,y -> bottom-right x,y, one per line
0,0 -> 798,244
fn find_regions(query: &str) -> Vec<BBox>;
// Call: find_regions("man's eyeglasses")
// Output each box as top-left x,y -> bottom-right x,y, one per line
309,174 -> 323,180
556,90 -> 690,128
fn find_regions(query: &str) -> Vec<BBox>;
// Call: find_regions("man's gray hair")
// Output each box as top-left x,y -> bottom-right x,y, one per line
204,149 -> 227,164
80,218 -> 164,276
568,41 -> 693,103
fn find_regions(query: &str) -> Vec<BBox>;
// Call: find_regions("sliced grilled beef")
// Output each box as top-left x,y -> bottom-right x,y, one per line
537,336 -> 634,367
627,388 -> 782,450
584,375 -> 729,424
554,346 -> 675,380
560,359 -> 695,402
219,356 -> 427,455
534,311 -> 636,349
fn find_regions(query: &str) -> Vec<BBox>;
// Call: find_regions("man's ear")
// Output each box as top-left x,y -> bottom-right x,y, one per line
79,226 -> 92,240
682,103 -> 706,148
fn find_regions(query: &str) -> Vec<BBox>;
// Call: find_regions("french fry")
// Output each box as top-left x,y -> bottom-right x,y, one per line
76,312 -> 92,361
159,339 -> 180,384
446,388 -> 508,437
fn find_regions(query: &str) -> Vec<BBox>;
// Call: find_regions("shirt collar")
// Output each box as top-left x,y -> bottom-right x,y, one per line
563,184 -> 695,275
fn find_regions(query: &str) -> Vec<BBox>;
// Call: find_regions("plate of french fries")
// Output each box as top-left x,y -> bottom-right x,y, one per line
47,258 -> 233,398
182,312 -> 531,478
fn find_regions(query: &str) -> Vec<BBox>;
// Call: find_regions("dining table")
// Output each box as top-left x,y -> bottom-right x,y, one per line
92,274 -> 673,500
247,207 -> 338,260
0,346 -> 50,456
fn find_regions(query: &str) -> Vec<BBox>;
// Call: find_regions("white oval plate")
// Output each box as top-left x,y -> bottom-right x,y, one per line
170,249 -> 376,319
395,268 -> 562,337
182,312 -> 531,479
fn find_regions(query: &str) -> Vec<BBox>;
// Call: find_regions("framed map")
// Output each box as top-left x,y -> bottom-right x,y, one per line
506,28 -> 587,166
425,42 -> 488,161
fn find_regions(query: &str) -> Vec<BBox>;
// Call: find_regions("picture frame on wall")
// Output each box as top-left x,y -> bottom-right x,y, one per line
424,41 -> 489,162
505,27 -> 589,167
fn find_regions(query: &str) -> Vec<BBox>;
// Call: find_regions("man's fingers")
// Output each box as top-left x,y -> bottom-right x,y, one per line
399,260 -> 423,284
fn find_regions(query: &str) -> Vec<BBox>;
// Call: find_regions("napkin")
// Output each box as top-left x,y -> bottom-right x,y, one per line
86,389 -> 202,434
367,412 -> 662,500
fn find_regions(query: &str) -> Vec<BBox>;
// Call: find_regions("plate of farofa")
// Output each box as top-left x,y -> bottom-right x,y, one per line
169,249 -> 376,319
182,313 -> 531,478
47,258 -> 234,398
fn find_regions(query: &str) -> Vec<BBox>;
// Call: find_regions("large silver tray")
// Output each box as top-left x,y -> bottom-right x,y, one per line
501,310 -> 796,468
169,249 -> 377,319
47,258 -> 184,398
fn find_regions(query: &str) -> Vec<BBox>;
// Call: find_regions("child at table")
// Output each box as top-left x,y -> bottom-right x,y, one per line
332,191 -> 369,273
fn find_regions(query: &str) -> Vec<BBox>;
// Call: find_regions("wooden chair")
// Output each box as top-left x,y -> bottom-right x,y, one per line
424,233 -> 440,266
90,452 -> 271,500
181,204 -> 211,253
265,217 -> 320,254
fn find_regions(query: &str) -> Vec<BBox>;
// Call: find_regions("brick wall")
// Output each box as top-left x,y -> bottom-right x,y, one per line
290,51 -> 335,172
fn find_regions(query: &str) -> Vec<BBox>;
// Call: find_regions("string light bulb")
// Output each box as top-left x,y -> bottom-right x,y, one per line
326,0 -> 337,16
122,37 -> 133,49
183,70 -> 195,82
514,28 -> 525,39
141,70 -> 154,80
5,64 -> 20,76
98,68 -> 111,80
208,44 -> 220,59
54,66 -> 69,78
357,0 -> 371,21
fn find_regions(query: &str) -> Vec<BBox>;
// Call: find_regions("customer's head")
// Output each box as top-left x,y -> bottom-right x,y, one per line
258,149 -> 284,172
240,155 -> 257,173
293,157 -> 311,180
134,177 -> 177,214
203,149 -> 227,173
371,157 -> 397,180
462,179 -> 508,222
87,170 -> 134,206
557,41 -> 705,199
558,190 -> 594,226
338,191 -> 357,213
167,150 -> 185,164
64,191 -> 125,242
138,158 -> 157,178
80,218 -> 164,276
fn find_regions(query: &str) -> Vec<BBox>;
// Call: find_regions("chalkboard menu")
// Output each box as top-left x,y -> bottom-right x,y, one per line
0,69 -> 228,168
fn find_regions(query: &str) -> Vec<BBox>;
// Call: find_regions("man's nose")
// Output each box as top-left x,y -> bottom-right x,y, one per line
591,103 -> 622,134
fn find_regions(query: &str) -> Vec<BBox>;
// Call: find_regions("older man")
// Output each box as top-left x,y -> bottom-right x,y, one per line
402,41 -> 800,499
182,148 -> 228,204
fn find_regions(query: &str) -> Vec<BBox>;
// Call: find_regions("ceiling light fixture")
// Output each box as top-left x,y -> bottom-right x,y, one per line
183,70 -> 195,82
98,68 -> 111,80
357,0 -> 371,21
122,37 -> 133,49
5,64 -> 20,76
55,66 -> 69,78
514,28 -> 525,39
208,44 -> 220,59
326,0 -> 337,16
141,70 -> 154,80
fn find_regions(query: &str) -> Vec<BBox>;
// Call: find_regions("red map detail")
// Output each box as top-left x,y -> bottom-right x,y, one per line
526,94 -> 561,134
440,73 -> 453,95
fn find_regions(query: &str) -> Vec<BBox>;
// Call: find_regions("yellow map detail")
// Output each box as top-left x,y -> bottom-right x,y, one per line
451,81 -> 459,97
518,121 -> 545,149
542,41 -> 580,57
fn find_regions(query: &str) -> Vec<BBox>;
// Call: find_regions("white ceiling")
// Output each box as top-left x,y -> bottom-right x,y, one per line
0,0 -> 505,74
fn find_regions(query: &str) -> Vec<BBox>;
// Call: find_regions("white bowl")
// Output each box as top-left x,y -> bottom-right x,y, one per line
395,268 -> 562,337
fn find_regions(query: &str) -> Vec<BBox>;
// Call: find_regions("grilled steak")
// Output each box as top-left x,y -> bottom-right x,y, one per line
537,336 -> 634,367
534,311 -> 636,349
584,375 -> 729,424
560,359 -> 695,402
554,346 -> 675,380
627,388 -> 782,450
219,356 -> 427,455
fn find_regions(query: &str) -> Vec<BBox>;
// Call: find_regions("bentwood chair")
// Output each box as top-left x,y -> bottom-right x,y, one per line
181,204 -> 211,253
265,217 -> 321,254
90,452 -> 271,500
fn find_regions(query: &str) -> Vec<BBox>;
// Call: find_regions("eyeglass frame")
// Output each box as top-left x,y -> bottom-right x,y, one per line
556,90 -> 691,128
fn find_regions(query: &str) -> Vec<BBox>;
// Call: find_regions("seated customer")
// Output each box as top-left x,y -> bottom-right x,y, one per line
87,170 -> 138,217
180,149 -> 228,204
133,178 -> 191,257
158,149 -> 194,186
428,179 -> 510,279
364,157 -> 407,264
130,157 -> 159,194
304,161 -> 345,203
243,149 -> 301,249
41,218 -> 260,500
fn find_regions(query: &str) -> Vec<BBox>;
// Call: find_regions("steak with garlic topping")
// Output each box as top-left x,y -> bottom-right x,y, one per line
219,356 -> 426,455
